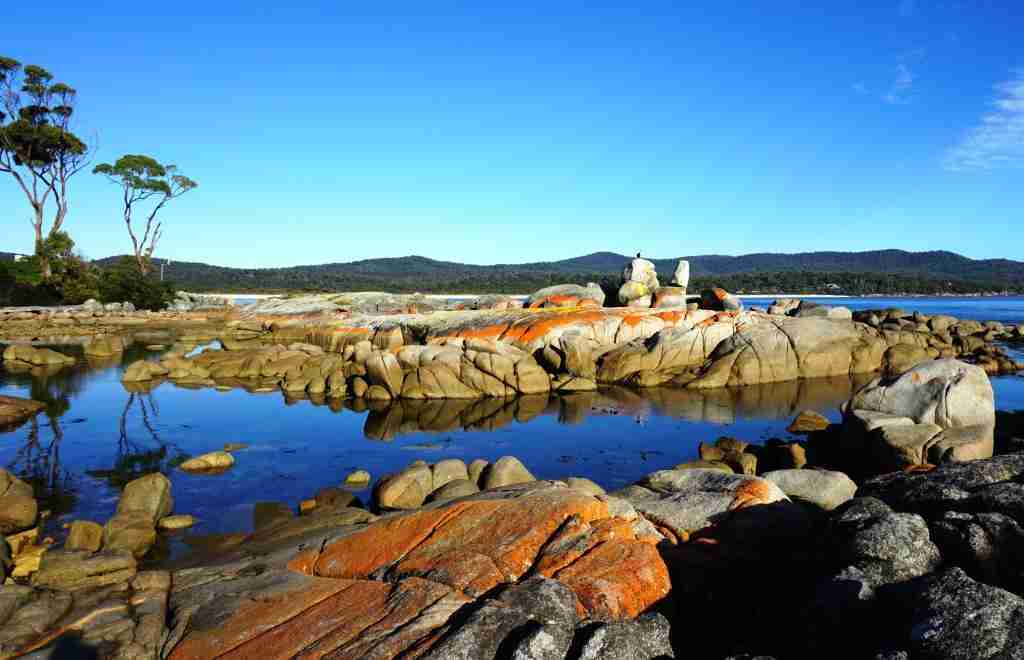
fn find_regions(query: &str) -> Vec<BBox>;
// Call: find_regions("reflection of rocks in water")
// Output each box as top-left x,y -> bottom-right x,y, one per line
556,391 -> 598,425
84,355 -> 123,371
1,361 -> 68,379
122,378 -> 166,394
361,394 -> 552,441
640,375 -> 874,424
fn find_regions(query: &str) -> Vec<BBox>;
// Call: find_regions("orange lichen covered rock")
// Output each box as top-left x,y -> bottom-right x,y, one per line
553,537 -> 670,620
167,483 -> 670,659
307,485 -> 612,596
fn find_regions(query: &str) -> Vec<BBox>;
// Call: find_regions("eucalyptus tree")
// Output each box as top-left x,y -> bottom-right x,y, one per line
93,155 -> 197,275
0,56 -> 91,279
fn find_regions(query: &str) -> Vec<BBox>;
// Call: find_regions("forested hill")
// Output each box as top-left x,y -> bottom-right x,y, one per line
81,249 -> 1024,295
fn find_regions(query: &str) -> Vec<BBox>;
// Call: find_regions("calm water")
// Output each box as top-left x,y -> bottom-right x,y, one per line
1,296 -> 1022,551
740,295 -> 1024,325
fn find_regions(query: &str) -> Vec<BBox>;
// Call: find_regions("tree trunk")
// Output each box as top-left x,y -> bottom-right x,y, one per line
33,213 -> 52,280
136,254 -> 151,276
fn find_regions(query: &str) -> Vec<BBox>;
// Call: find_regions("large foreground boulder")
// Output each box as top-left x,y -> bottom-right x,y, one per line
613,468 -> 790,541
165,482 -> 670,659
886,567 -> 1024,659
843,359 -> 995,469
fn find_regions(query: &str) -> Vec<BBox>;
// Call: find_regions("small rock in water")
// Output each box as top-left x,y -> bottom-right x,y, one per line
344,469 -> 371,487
788,410 -> 831,434
223,442 -> 249,452
179,451 -> 235,472
158,514 -> 196,530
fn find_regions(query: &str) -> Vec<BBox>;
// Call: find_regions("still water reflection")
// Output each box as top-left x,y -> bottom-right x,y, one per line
1,340 -> 1022,543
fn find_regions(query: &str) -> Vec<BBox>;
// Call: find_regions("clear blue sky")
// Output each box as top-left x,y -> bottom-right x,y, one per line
2,1 -> 1022,267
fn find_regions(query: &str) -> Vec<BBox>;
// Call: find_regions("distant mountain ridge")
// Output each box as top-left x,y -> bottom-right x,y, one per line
82,249 -> 1024,294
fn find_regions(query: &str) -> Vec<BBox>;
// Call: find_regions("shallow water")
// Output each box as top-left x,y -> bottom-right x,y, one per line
741,294 -> 1024,325
1,297 -> 1023,552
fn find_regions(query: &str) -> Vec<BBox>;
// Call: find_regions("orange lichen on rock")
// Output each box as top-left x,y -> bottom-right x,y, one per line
655,310 -> 685,324
443,323 -> 511,341
168,578 -> 358,660
169,486 -> 674,660
553,539 -> 670,620
311,488 -> 610,596
504,311 -> 608,344
729,478 -> 778,510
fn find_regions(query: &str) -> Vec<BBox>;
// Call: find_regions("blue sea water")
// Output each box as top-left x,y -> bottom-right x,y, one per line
740,295 -> 1024,325
1,297 -> 1022,547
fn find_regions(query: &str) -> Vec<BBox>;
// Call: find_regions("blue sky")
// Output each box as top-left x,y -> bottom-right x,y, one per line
2,1 -> 1022,267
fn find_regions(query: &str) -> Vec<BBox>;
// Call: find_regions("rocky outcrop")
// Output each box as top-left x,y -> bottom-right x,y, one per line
614,468 -> 790,541
763,469 -> 857,511
842,359 -> 995,470
165,481 -> 669,659
2,565 -> 171,659
82,334 -> 124,357
0,469 -> 37,535
618,257 -> 660,308
595,314 -> 744,385
700,287 -> 743,312
686,317 -> 885,388
526,283 -> 605,309
171,291 -> 231,312
670,259 -> 689,289
1,345 -> 75,367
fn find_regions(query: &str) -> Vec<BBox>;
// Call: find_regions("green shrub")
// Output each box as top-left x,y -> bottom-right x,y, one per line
98,258 -> 175,310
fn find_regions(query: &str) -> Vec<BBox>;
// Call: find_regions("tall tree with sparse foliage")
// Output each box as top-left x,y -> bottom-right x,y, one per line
0,56 -> 91,279
93,155 -> 197,275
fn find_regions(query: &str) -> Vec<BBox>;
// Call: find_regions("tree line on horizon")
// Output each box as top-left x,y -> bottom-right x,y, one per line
0,55 -> 196,308
76,257 -> 1012,296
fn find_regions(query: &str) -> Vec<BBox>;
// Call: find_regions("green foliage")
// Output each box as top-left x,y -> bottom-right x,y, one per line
93,153 -> 197,274
0,233 -> 98,305
97,258 -> 174,310
97,252 -> 1021,296
92,154 -> 197,203
0,57 -> 85,167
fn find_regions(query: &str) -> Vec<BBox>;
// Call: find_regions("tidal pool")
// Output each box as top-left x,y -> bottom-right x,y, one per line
2,339 -> 1022,556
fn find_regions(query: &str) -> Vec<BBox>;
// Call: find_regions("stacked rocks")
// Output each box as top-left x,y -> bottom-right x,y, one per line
618,257 -> 660,307
653,260 -> 690,308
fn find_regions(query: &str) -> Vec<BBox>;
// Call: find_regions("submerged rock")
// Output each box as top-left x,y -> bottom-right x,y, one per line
179,451 -> 235,472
